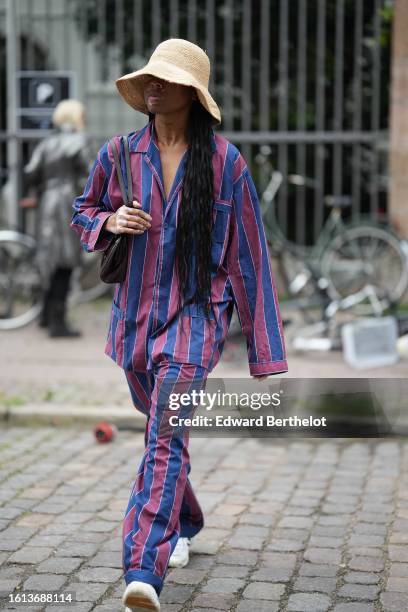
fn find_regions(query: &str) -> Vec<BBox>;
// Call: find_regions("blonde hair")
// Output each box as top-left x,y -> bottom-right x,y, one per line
52,99 -> 86,130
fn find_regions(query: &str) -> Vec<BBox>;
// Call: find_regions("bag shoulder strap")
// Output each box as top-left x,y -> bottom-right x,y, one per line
123,136 -> 133,205
109,136 -> 133,207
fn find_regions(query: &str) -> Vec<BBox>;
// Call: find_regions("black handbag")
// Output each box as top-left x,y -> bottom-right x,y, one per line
100,136 -> 133,284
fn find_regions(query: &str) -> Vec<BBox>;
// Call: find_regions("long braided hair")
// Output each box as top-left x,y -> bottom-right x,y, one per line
148,100 -> 216,322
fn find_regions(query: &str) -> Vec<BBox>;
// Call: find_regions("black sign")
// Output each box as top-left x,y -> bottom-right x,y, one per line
16,71 -> 74,131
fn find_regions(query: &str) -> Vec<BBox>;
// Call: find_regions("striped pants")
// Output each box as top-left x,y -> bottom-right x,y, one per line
122,360 -> 208,596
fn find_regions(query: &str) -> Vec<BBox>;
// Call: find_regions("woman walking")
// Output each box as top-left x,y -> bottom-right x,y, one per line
24,99 -> 89,337
71,38 -> 288,612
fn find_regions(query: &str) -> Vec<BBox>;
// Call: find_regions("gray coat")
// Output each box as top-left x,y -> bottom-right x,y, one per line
24,124 -> 91,286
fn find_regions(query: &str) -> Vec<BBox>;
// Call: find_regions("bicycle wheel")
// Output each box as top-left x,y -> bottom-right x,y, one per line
278,248 -> 329,324
0,231 -> 43,330
321,225 -> 408,309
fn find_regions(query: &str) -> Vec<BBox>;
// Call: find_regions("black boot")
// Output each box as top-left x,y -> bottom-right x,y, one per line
38,287 -> 52,328
47,267 -> 82,338
48,300 -> 81,338
38,305 -> 49,328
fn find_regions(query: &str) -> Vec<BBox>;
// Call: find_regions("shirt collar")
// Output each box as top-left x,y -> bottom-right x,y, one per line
129,118 -> 217,154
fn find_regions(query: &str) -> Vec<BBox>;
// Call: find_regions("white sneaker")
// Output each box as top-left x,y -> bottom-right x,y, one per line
168,537 -> 191,568
123,581 -> 160,611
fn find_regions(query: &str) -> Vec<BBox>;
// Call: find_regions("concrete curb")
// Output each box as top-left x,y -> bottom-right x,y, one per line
0,403 -> 146,430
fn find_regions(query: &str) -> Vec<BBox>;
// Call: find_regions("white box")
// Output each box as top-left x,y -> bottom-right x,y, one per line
341,316 -> 399,369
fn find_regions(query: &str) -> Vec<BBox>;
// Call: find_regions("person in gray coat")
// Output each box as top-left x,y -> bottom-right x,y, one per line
23,99 -> 90,337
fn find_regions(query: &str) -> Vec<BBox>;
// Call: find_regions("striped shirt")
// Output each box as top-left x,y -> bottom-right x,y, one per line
71,119 -> 288,376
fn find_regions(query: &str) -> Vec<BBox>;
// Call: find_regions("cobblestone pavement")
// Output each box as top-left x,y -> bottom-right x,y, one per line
0,427 -> 407,611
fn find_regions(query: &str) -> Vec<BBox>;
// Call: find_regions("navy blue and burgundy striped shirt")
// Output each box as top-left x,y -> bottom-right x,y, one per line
71,119 -> 288,376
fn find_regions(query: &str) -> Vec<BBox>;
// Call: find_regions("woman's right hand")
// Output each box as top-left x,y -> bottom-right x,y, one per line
105,200 -> 152,235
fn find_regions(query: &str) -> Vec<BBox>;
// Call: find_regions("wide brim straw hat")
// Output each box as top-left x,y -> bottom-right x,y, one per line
115,38 -> 221,127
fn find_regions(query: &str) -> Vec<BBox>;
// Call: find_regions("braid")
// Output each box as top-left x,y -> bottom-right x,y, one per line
149,102 -> 216,322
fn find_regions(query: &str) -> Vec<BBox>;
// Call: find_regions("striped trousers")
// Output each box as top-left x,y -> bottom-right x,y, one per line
122,360 -> 208,596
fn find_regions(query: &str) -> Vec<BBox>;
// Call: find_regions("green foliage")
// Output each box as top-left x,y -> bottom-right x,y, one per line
0,392 -> 26,408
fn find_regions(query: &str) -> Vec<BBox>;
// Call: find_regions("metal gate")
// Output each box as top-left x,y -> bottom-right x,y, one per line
0,0 -> 393,243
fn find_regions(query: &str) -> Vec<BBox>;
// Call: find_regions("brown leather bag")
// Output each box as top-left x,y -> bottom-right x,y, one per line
100,136 -> 133,284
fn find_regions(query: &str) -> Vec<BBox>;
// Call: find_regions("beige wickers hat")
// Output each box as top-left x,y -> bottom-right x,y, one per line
115,38 -> 221,126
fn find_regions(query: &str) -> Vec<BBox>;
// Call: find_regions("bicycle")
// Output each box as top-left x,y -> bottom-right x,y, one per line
0,227 -> 110,331
255,153 -> 408,351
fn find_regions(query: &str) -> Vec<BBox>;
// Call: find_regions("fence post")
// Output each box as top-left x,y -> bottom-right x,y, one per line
6,0 -> 20,230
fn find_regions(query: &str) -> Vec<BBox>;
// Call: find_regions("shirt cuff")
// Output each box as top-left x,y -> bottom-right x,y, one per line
249,359 -> 288,376
89,212 -> 116,252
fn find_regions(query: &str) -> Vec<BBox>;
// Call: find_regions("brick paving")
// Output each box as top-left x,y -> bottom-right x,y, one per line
0,427 -> 407,611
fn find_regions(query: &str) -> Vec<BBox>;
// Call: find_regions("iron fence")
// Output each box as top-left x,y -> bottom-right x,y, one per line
0,0 -> 393,243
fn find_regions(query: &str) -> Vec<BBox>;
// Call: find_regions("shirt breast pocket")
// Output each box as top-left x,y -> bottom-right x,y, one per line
211,200 -> 232,271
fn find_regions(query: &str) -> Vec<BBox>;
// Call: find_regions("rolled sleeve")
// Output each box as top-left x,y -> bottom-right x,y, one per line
227,159 -> 288,376
71,145 -> 115,253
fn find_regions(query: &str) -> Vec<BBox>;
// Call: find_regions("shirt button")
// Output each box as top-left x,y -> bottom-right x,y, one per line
163,222 -> 168,229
